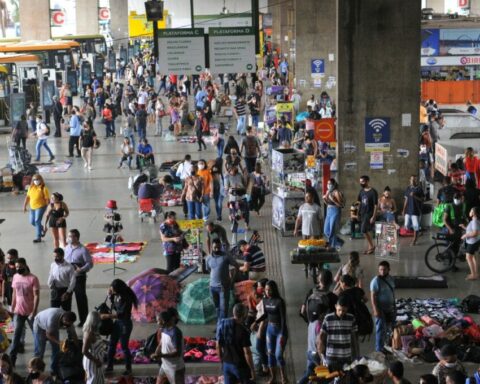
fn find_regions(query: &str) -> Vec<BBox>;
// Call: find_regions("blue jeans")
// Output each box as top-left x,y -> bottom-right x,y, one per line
29,205 -> 47,239
107,319 -> 133,369
35,139 -> 53,161
217,138 -> 225,158
9,314 -> 33,363
251,329 -> 267,369
375,311 -> 395,352
237,115 -> 246,134
34,325 -> 60,374
202,195 -> 211,220
251,114 -> 259,128
223,362 -> 252,384
210,286 -> 229,322
137,123 -> 146,140
214,194 -> 224,220
266,323 -> 286,367
105,121 -> 115,137
298,351 -> 320,384
186,200 -> 202,220
324,206 -> 341,247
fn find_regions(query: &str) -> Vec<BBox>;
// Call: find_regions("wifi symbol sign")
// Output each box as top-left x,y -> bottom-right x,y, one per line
311,59 -> 325,74
368,118 -> 388,132
365,117 -> 391,148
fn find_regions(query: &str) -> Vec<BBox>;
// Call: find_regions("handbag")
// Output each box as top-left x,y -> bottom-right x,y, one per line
95,297 -> 113,336
144,330 -> 159,356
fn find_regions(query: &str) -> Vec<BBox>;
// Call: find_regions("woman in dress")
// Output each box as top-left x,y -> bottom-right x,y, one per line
43,192 -> 69,249
82,311 -> 106,384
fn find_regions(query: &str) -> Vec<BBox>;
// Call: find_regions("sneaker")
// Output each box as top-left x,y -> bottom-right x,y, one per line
84,162 -> 88,168
88,166 -> 92,171
67,155 -> 73,158
33,238 -> 41,243
18,343 -> 25,354
50,156 -> 55,161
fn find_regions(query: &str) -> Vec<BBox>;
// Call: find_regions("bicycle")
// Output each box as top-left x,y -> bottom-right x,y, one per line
424,232 -> 466,273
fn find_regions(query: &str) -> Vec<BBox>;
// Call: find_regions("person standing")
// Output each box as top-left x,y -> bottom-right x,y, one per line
155,98 -> 165,137
206,222 -> 230,254
33,308 -> 78,376
197,159 -> 213,221
461,207 -> 480,280
294,191 -> 323,239
34,115 -> 55,162
82,311 -> 106,384
23,175 -> 50,243
323,179 -> 345,250
104,279 -> 138,376
240,126 -> 261,174
181,165 -> 204,220
402,175 -> 425,246
11,114 -> 28,149
206,239 -> 238,323
250,163 -> 268,216
246,90 -> 261,129
52,96 -> 63,137
67,109 -> 82,158
357,175 -> 378,254
194,110 -> 208,151
318,296 -> 359,371
47,248 -> 76,311
151,309 -> 185,384
8,258 -> 40,367
216,303 -> 256,384
370,261 -> 396,353
80,120 -> 97,171
159,211 -> 186,273
102,104 -> 114,138
135,104 -> 148,141
43,192 -> 69,249
64,229 -> 93,327
211,161 -> 225,222
234,95 -> 247,135
2,249 -> 19,309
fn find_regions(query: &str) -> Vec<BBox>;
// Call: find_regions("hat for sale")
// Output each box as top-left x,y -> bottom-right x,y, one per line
106,200 -> 117,210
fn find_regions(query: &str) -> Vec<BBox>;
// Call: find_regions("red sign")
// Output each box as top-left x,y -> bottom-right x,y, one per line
459,0 -> 469,8
51,10 -> 65,26
99,7 -> 110,20
306,118 -> 336,142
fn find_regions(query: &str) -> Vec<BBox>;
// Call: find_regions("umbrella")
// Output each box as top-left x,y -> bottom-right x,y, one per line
296,111 -> 309,122
234,280 -> 256,306
178,278 -> 234,325
129,273 -> 180,323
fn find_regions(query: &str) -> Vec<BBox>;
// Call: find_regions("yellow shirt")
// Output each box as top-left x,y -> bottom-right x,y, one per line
27,185 -> 50,210
420,104 -> 428,124
197,169 -> 213,195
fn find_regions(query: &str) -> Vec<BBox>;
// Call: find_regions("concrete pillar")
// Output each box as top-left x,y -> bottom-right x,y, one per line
110,0 -> 129,49
19,0 -> 50,41
336,0 -> 421,210
470,0 -> 480,16
295,0 -> 337,108
425,0 -> 444,12
76,0 -> 99,35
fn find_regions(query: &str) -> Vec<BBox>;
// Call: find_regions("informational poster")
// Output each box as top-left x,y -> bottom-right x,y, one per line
369,151 -> 384,169
66,70 -> 78,95
209,27 -> 256,74
421,29 -> 439,56
158,29 -> 205,75
42,81 -> 56,109
9,93 -> 25,126
94,57 -> 105,79
81,61 -> 92,85
364,117 -> 391,152
435,142 -> 448,175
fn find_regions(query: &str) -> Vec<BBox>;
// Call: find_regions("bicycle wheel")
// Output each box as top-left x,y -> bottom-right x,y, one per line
425,242 -> 456,273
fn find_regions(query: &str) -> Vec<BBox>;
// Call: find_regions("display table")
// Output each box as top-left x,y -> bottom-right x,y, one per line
291,247 -> 340,283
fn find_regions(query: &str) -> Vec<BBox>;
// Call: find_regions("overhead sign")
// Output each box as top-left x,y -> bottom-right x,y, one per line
51,9 -> 65,26
365,117 -> 391,152
209,27 -> 256,74
421,55 -> 480,66
311,59 -> 325,78
158,28 -> 205,75
435,142 -> 448,175
193,13 -> 252,32
128,10 -> 168,38
421,29 -> 439,56
99,7 -> 110,21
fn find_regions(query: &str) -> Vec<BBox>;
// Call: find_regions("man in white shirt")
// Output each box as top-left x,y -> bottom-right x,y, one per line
47,248 -> 76,312
137,86 -> 148,108
176,154 -> 193,218
35,114 -> 55,162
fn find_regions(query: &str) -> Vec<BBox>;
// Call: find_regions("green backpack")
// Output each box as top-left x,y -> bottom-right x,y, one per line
432,202 -> 465,227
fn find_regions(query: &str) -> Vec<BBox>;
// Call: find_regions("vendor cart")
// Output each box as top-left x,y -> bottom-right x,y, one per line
291,247 -> 340,284
178,219 -> 205,273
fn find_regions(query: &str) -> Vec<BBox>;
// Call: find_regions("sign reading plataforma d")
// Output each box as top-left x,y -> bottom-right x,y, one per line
208,27 -> 256,73
158,28 -> 205,75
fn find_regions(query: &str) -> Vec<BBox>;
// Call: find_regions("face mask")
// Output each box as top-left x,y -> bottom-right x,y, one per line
198,164 -> 205,170
67,237 -> 73,245
29,372 -> 40,380
33,180 -> 41,186
54,257 -> 63,264
8,260 -> 15,266
360,183 -> 366,188
444,362 -> 456,368
327,185 -> 334,191
16,268 -> 26,275
454,199 -> 461,205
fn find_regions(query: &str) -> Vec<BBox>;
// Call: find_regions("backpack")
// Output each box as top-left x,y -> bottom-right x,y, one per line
433,203 -> 449,227
41,122 -> 50,136
462,295 -> 480,313
305,288 -> 332,323
352,299 -> 373,338
95,299 -> 113,336
244,136 -> 258,157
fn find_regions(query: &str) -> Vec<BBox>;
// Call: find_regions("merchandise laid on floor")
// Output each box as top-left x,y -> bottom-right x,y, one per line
86,241 -> 147,264
36,160 -> 73,173
106,376 -> 224,384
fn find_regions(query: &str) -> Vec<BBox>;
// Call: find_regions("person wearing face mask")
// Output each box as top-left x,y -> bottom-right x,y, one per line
225,165 -> 250,231
197,159 -> 214,221
211,159 -> 225,222
194,110 -> 208,151
461,206 -> 480,280
442,192 -> 467,257
357,175 -> 378,255
225,148 -> 244,174
1,249 -> 18,309
33,114 -> 55,163
47,248 -> 76,311
402,175 -> 425,246
0,353 -> 23,384
80,120 -> 97,171
64,229 -> 93,327
26,357 -> 54,384
159,211 -> 186,273
23,175 -> 50,243
82,311 -> 105,384
8,258 -> 39,368
432,344 -> 466,384
43,192 -> 69,249
181,165 -> 204,220
323,178 -> 345,250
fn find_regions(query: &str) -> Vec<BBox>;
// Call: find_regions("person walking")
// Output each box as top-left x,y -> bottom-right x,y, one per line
47,248 -> 76,311
43,192 -> 69,249
23,175 -> 50,243
206,239 -> 238,324
181,165 -> 204,220
34,115 -> 54,162
104,279 -> 138,376
370,261 -> 396,353
294,191 -> 323,239
151,309 -> 185,384
155,98 -> 166,137
318,296 -> 359,371
251,280 -> 288,384
323,178 -> 345,250
402,175 -> 425,246
8,258 -> 40,367
159,211 -> 186,273
64,229 -> 93,327
357,175 -> 378,254
82,311 -> 106,384
194,110 -> 208,151
52,96 -> 63,137
197,159 -> 213,221
217,303 -> 256,384
67,109 -> 82,158
80,120 -> 98,171
11,114 -> 28,149
461,206 -> 480,280
135,104 -> 148,140
250,163 -> 268,216
211,160 -> 225,222
240,126 -> 261,173
234,95 -> 247,135
33,308 -> 78,376
102,104 -> 114,138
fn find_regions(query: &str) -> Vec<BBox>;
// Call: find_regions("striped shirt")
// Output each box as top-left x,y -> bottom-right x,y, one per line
321,312 -> 357,363
243,245 -> 265,272
235,101 -> 247,116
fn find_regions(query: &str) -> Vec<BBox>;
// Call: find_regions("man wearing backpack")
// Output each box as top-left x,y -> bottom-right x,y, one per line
442,192 -> 467,257
240,126 -> 261,174
34,114 -> 55,162
370,261 -> 396,353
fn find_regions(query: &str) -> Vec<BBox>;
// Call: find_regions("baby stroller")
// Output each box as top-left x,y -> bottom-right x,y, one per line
138,198 -> 159,223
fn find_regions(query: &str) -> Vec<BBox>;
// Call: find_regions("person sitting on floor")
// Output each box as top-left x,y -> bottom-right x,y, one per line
136,138 -> 155,169
432,344 -> 466,384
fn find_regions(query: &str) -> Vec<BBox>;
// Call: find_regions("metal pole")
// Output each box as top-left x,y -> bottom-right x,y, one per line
252,0 -> 260,54
190,0 -> 195,28
153,0 -> 160,59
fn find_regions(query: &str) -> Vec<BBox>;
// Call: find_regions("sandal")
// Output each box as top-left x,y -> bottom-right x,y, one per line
364,247 -> 375,255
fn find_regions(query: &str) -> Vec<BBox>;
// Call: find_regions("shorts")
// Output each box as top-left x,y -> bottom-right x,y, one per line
360,214 -> 373,233
466,240 -> 480,255
158,366 -> 185,384
404,214 -> 420,232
